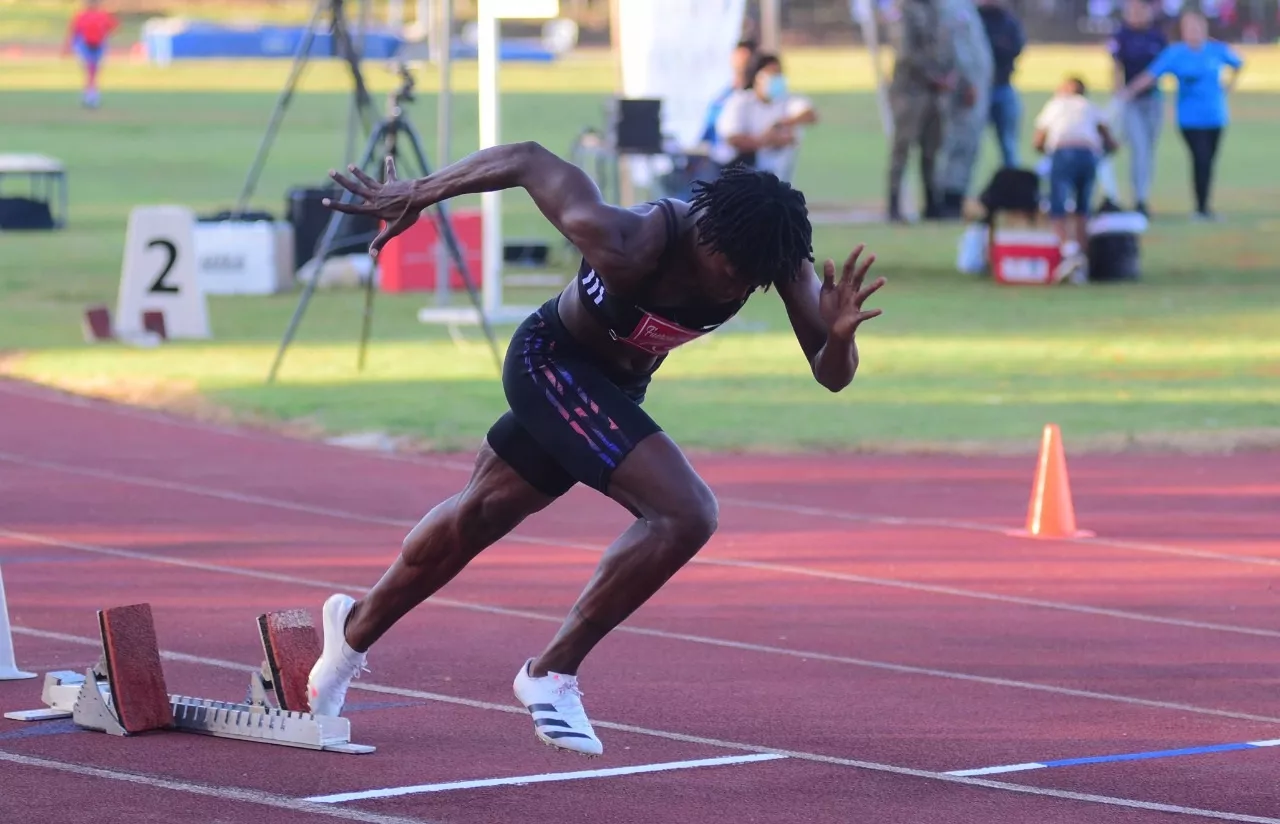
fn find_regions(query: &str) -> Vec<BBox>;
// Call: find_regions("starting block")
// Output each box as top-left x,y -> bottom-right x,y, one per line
3,603 -> 373,755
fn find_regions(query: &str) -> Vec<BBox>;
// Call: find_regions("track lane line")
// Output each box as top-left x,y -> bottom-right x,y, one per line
3,452 -> 1279,642
6,529 -> 1280,726
0,750 -> 439,824
8,624 -> 1280,824
0,384 -> 1274,569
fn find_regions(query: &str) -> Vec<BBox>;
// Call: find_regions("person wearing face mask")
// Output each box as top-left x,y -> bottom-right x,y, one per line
1120,10 -> 1243,220
714,53 -> 818,181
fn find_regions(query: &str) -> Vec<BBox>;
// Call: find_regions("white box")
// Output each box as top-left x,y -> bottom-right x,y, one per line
193,220 -> 294,296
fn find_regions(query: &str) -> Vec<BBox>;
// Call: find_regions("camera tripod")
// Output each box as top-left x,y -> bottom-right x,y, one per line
265,65 -> 502,384
233,0 -> 377,213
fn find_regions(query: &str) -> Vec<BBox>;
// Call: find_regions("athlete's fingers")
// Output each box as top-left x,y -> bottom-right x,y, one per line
368,210 -> 416,258
321,197 -> 377,216
851,253 -> 876,290
840,244 -> 865,284
821,259 -> 837,290
854,276 -> 886,306
347,165 -> 381,190
329,169 -> 373,199
384,155 -> 399,182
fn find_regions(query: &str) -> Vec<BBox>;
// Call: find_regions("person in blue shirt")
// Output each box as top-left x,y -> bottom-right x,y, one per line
1122,10 -> 1243,220
977,0 -> 1026,169
1108,0 -> 1168,216
700,40 -> 758,150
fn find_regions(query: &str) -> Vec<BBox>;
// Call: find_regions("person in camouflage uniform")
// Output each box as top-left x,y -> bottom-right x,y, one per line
933,0 -> 994,219
887,0 -> 953,221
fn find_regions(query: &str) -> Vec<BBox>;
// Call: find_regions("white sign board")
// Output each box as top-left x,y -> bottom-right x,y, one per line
482,0 -> 558,20
115,205 -> 210,339
194,220 -> 294,296
616,0 -> 747,150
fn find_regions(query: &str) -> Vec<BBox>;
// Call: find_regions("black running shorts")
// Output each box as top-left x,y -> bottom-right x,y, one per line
486,298 -> 663,498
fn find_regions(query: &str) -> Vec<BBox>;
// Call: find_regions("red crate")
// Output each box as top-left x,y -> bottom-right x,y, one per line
378,209 -> 483,293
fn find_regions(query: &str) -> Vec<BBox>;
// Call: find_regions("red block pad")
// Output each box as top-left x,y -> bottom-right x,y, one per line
82,305 -> 113,342
258,609 -> 322,713
98,604 -> 174,733
141,310 -> 167,340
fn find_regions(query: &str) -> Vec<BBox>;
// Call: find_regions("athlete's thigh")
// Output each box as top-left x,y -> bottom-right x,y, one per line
501,342 -> 660,497
605,431 -> 717,524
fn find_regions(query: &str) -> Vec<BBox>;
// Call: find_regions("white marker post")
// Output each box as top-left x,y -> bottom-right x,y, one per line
115,205 -> 211,340
0,566 -> 35,681
476,0 -> 558,320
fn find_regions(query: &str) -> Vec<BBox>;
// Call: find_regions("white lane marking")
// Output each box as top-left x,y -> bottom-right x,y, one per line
9,624 -> 1280,824
716,496 -> 1280,568
3,451 -> 1279,642
0,749 -> 438,824
947,763 -> 1049,777
2,380 -> 1274,568
8,530 -> 1280,725
304,754 -> 788,804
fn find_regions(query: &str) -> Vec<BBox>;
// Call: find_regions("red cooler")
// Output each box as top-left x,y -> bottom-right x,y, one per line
378,209 -> 484,293
989,228 -> 1062,286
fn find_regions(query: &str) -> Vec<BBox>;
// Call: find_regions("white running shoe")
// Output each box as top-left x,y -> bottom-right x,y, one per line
512,659 -> 603,757
306,594 -> 369,718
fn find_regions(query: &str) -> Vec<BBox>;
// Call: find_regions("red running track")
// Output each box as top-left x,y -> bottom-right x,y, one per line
1,379 -> 1279,824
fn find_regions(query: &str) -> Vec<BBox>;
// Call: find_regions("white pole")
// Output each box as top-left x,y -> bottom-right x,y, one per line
477,0 -> 503,317
417,0 -> 431,38
434,0 -> 454,307
760,0 -> 781,51
0,566 -> 36,681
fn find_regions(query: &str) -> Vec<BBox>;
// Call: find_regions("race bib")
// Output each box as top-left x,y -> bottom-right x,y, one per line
618,312 -> 711,355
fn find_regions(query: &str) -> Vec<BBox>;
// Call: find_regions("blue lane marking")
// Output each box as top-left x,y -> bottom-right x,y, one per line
1043,742 -> 1262,767
0,719 -> 84,741
948,738 -> 1280,777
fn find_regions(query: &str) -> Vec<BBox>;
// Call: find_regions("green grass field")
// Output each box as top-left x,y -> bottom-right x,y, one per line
3,47 -> 1279,453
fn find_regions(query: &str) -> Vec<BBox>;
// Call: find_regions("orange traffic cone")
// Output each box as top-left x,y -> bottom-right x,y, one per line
1007,424 -> 1094,539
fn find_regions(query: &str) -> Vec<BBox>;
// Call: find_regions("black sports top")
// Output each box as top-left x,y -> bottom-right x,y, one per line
575,199 -> 747,356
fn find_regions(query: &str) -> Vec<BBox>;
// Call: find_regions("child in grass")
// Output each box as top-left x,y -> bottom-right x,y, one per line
63,0 -> 119,109
1033,76 -> 1119,283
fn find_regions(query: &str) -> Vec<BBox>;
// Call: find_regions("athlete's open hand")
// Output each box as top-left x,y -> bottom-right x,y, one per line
819,244 -> 885,342
322,157 -> 420,258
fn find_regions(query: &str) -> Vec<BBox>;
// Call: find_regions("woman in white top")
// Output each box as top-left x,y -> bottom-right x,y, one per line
1032,76 -> 1118,281
713,53 -> 818,182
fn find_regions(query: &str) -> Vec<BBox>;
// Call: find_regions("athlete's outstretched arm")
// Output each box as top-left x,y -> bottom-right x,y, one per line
774,245 -> 885,393
323,143 -> 649,272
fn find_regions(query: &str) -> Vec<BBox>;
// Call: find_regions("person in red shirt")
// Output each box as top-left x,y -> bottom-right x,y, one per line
63,0 -> 119,108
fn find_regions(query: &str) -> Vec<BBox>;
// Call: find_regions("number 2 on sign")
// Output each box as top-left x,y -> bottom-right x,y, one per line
147,238 -> 179,294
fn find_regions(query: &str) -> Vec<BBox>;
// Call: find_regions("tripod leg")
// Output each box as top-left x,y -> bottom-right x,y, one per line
234,0 -> 325,213
356,258 -> 377,372
267,123 -> 388,384
330,3 -> 379,142
399,123 -> 504,373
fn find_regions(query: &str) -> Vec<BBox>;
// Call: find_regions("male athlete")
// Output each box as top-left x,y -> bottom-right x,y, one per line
63,0 -> 118,109
307,143 -> 885,757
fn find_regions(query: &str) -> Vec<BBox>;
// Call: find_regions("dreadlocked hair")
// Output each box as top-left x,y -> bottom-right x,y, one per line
687,163 -> 814,291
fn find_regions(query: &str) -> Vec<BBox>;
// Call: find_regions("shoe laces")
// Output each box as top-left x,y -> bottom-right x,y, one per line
337,652 -> 371,681
551,678 -> 591,729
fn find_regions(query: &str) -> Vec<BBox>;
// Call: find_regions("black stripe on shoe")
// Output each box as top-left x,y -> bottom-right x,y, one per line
526,703 -> 557,713
543,730 -> 594,740
534,717 -> 572,729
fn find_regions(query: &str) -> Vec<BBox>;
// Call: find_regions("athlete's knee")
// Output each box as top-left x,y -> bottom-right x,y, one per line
650,483 -> 719,557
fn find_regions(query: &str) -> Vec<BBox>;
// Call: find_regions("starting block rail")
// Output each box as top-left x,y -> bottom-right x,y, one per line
3,603 -> 373,755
